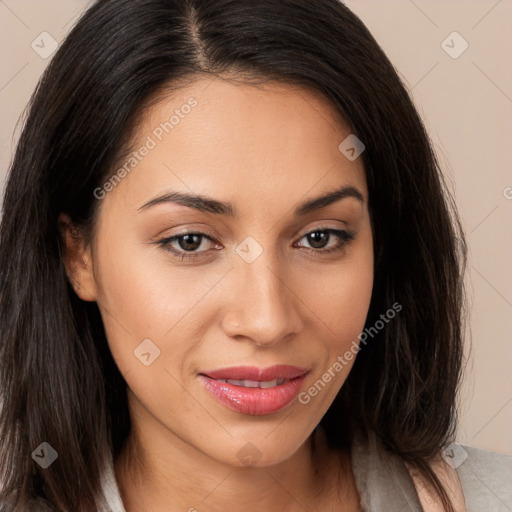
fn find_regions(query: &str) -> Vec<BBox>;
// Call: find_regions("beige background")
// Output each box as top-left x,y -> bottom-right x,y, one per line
0,0 -> 511,455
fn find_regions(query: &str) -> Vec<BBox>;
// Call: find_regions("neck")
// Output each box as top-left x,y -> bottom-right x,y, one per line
114,395 -> 357,512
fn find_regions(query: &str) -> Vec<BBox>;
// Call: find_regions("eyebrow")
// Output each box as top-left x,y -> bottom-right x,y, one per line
137,185 -> 364,216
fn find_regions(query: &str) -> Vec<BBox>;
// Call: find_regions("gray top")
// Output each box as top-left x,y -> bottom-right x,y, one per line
99,434 -> 512,511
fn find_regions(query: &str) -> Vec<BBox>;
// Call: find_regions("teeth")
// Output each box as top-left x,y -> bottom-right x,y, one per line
216,378 -> 287,388
240,379 -> 260,388
259,379 -> 278,388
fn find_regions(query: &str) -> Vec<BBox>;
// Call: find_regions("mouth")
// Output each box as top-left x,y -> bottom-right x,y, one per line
212,377 -> 288,388
198,365 -> 309,415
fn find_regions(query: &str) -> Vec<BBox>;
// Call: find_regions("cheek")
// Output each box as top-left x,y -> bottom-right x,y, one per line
295,245 -> 373,417
311,232 -> 374,347
305,234 -> 373,408
91,230 -> 225,374
327,267 -> 373,344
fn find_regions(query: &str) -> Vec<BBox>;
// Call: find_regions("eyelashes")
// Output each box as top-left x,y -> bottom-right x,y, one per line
156,227 -> 356,262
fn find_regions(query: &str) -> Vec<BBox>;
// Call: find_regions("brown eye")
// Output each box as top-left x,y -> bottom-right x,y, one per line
306,231 -> 331,249
176,234 -> 204,251
296,228 -> 355,253
157,232 -> 219,261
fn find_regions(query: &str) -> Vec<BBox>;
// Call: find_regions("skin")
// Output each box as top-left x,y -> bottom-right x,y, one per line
60,76 -> 373,511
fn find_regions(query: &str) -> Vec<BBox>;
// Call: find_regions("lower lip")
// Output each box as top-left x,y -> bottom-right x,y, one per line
199,374 -> 307,415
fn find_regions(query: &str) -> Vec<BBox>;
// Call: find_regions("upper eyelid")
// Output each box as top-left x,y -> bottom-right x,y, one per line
160,226 -> 350,249
163,225 -> 346,239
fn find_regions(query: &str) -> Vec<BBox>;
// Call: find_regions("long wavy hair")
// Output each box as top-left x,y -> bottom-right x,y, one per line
0,0 -> 467,510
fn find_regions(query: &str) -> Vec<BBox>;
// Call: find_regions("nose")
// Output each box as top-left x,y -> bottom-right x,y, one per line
220,252 -> 304,347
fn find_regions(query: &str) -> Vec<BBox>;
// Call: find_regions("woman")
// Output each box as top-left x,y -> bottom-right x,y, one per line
0,0 -> 510,511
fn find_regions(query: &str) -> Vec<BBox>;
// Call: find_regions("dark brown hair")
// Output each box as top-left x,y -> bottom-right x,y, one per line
0,0 -> 467,510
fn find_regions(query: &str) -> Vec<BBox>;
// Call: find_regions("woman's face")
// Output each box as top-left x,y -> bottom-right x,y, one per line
66,77 -> 373,467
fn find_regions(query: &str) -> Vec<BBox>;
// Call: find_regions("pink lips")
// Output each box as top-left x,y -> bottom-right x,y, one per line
199,365 -> 309,415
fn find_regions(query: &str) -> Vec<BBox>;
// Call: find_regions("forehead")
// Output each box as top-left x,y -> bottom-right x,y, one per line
104,76 -> 367,214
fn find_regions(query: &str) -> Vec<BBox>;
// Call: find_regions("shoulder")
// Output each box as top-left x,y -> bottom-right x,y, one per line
408,443 -> 512,512
455,443 -> 512,510
350,431 -> 512,512
350,430 -> 425,510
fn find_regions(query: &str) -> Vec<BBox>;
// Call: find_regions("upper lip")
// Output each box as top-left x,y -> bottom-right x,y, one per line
201,365 -> 309,381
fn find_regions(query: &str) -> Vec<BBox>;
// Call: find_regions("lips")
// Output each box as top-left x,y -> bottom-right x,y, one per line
212,378 -> 286,388
202,365 -> 308,381
199,365 -> 309,415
